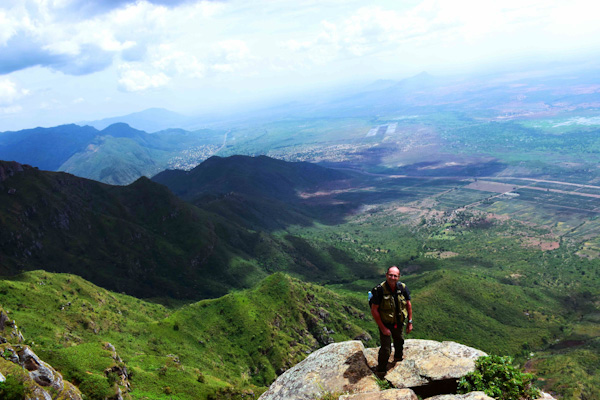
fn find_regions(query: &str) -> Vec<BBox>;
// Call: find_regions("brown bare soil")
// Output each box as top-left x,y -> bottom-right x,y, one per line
521,237 -> 560,251
466,180 -> 517,193
424,251 -> 459,259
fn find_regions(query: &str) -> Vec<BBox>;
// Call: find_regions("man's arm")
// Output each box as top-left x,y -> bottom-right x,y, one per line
406,300 -> 413,334
371,303 -> 391,336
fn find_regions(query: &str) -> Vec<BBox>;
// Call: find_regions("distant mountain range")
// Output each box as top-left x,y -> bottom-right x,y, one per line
0,122 -> 225,185
78,107 -> 193,132
2,67 -> 600,188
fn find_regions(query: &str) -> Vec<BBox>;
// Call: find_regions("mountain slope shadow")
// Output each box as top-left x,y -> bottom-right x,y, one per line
0,160 -> 290,299
152,155 -> 365,230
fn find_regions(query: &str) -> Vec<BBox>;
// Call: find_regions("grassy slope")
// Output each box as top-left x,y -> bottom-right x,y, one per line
0,271 -> 375,400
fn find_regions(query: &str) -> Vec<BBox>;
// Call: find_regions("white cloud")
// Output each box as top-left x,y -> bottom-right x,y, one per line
152,44 -> 206,78
1,0 -> 600,130
118,64 -> 170,91
211,40 -> 253,73
0,8 -> 19,46
0,105 -> 23,114
0,78 -> 29,106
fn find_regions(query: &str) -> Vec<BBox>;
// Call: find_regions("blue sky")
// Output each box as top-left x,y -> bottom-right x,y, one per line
1,0 -> 599,131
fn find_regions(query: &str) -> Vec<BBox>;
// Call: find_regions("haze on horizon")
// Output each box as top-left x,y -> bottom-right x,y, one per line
1,0 -> 599,132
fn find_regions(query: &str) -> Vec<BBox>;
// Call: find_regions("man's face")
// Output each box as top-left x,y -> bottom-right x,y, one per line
386,267 -> 400,288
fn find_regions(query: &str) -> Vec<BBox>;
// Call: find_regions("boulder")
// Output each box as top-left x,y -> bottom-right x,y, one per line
425,392 -> 494,400
0,344 -> 83,400
425,391 -> 556,400
340,388 -> 418,400
364,340 -> 486,393
259,339 -> 557,400
258,340 -> 379,400
18,346 -> 64,391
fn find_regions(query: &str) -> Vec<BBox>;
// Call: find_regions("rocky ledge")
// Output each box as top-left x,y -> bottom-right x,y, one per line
259,340 -> 553,400
0,309 -> 84,400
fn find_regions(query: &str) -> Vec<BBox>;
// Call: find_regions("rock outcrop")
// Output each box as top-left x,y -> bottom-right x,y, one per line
0,309 -> 83,400
259,339 -> 553,400
364,340 -> 486,397
0,161 -> 28,183
259,341 -> 380,400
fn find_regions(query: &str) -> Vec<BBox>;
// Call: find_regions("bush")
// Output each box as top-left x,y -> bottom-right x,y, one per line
458,355 -> 540,400
78,373 -> 112,400
0,375 -> 26,400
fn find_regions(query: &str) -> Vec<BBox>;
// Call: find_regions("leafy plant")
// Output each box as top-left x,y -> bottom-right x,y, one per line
375,376 -> 392,390
0,375 -> 26,400
458,355 -> 540,400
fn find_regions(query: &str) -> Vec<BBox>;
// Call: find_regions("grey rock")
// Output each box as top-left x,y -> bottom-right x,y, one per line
259,341 -> 379,400
341,388 -> 418,400
19,346 -> 64,392
425,391 -> 494,400
364,340 -> 486,389
536,391 -> 558,400
29,386 -> 53,400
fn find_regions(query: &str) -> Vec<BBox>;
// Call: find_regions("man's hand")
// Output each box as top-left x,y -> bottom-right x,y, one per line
381,326 -> 391,336
406,323 -> 413,334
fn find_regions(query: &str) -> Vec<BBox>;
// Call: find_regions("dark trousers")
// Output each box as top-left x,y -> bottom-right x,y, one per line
377,324 -> 404,372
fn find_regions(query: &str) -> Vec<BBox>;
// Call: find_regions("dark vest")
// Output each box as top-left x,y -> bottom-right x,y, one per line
377,281 -> 408,325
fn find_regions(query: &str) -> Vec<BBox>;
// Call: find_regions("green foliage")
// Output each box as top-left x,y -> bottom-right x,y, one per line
375,377 -> 392,390
0,271 -> 375,400
78,373 -> 113,400
458,355 -> 540,400
0,375 -> 26,400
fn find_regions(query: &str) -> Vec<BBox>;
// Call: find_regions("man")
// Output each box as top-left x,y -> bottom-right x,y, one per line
370,265 -> 413,376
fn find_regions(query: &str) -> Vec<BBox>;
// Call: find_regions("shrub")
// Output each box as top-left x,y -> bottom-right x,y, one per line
0,375 -> 26,400
458,355 -> 540,400
78,373 -> 112,400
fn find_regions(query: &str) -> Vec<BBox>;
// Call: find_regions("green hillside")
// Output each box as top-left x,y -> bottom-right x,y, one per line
60,124 -> 227,185
0,124 -> 98,170
0,160 -> 380,299
2,154 -> 600,399
0,271 -> 375,400
0,123 -> 226,185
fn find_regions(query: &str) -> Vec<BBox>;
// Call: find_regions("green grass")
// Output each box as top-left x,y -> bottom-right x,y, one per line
0,271 -> 378,400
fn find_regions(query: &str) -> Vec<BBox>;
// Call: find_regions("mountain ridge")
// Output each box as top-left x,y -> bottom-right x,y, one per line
0,158 -> 378,298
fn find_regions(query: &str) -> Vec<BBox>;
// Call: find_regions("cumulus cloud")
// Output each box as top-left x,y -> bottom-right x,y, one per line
118,64 -> 170,91
0,0 -> 224,77
0,78 -> 29,108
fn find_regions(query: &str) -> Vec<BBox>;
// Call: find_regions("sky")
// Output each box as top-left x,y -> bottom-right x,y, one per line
1,0 -> 600,131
